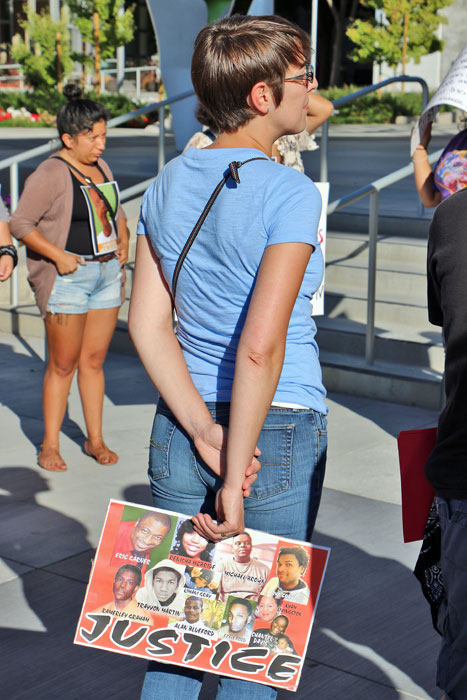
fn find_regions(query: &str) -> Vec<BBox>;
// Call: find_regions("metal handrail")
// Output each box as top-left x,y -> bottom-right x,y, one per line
0,63 -> 25,91
326,148 -> 442,366
100,65 -> 159,100
320,75 -> 429,182
120,177 -> 156,202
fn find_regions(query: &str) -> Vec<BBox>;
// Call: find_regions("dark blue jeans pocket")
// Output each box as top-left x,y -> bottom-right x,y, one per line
247,424 -> 294,500
148,411 -> 177,481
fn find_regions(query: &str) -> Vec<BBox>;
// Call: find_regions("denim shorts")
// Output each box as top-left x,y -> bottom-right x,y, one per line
148,399 -> 328,542
437,497 -> 467,700
47,255 -> 122,314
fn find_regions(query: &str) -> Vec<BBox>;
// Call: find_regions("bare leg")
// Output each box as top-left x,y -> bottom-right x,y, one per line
40,312 -> 87,471
78,306 -> 119,465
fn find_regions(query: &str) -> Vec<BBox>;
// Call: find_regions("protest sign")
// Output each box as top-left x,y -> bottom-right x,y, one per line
311,182 -> 329,317
411,44 -> 467,155
397,428 -> 436,543
75,500 -> 330,692
81,180 -> 120,256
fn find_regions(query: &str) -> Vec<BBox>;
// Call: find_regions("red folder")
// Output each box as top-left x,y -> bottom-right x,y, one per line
397,428 -> 437,543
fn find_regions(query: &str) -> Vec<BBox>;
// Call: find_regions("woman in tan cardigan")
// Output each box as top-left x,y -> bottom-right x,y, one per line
11,84 -> 129,472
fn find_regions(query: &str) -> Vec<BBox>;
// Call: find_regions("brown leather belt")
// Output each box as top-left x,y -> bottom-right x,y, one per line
83,252 -> 117,263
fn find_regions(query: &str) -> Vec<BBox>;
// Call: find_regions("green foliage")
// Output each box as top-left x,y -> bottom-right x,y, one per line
205,0 -> 231,23
85,90 -> 140,114
319,86 -> 429,123
330,92 -> 395,123
0,89 -> 154,125
0,90 -> 67,114
0,117 -> 47,127
11,6 -> 74,89
346,0 -> 452,70
67,0 -> 135,61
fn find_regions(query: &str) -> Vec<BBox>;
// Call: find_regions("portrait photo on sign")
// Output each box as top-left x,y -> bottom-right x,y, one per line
213,531 -> 276,602
81,180 -> 120,255
109,505 -> 176,575
169,517 -> 216,565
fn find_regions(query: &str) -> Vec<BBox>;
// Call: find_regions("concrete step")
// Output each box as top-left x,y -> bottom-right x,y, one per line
316,316 -> 443,372
323,231 -> 431,328
317,231 -> 443,408
327,212 -> 431,239
325,262 -> 427,301
325,231 -> 428,268
325,233 -> 428,300
324,289 -> 430,328
320,350 -> 442,410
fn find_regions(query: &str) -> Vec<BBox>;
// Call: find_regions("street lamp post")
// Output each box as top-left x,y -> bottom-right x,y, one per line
310,0 -> 318,69
49,0 -> 60,22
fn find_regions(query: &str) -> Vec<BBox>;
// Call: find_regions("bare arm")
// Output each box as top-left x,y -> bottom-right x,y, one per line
128,235 -> 260,493
117,217 -> 129,266
10,159 -> 82,273
21,229 -> 83,275
0,221 -> 14,281
305,92 -> 334,134
193,241 -> 313,540
413,122 -> 442,208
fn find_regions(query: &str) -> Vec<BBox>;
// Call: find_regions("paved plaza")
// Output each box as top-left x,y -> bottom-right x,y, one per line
0,118 -> 451,698
0,330 -> 442,699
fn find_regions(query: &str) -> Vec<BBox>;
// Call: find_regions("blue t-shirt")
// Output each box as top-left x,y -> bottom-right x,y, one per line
137,146 -> 327,414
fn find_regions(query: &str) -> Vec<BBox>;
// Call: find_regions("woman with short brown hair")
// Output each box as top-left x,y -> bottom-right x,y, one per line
130,14 -> 327,699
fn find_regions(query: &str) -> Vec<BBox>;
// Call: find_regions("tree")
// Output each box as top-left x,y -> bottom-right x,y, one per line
67,0 -> 135,94
324,0 -> 359,87
347,0 -> 452,91
11,6 -> 73,91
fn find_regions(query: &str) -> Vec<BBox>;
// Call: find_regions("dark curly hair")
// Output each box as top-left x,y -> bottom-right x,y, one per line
56,83 -> 109,145
171,518 -> 215,562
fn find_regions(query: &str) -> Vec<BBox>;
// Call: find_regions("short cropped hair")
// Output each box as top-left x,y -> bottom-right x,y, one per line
278,545 -> 309,571
191,14 -> 310,132
153,566 -> 182,584
186,595 -> 203,608
233,531 -> 252,543
275,615 -> 289,628
137,511 -> 172,531
228,597 -> 253,617
115,564 -> 142,586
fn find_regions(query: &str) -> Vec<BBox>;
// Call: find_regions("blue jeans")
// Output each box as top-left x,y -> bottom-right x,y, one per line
140,400 -> 327,700
437,497 -> 467,700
